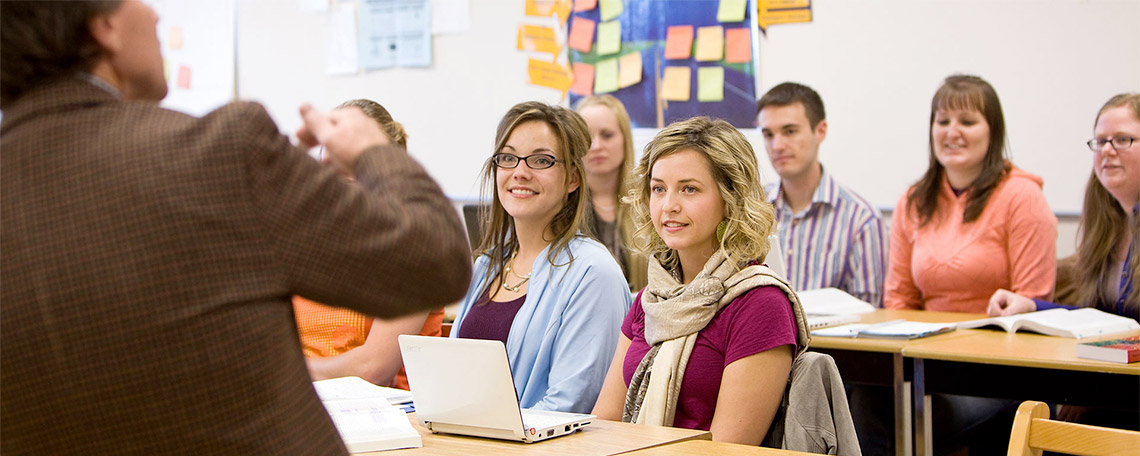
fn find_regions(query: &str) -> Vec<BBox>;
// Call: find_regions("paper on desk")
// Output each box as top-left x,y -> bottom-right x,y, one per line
314,376 -> 414,406
797,287 -> 877,315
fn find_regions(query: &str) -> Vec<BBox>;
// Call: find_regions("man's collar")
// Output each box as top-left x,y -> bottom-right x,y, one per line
768,165 -> 838,210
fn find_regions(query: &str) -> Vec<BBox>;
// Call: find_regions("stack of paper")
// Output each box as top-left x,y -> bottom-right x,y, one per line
797,288 -> 877,315
314,377 -> 421,453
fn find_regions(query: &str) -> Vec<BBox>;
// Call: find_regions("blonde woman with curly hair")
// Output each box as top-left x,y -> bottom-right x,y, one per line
592,117 -> 808,444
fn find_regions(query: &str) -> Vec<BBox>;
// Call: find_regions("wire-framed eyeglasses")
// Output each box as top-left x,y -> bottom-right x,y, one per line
1086,136 -> 1136,152
492,153 -> 562,170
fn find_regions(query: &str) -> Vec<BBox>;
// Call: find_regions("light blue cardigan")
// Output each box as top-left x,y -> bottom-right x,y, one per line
452,236 -> 632,413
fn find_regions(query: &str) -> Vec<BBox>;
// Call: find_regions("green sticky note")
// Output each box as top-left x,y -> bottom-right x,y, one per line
716,0 -> 746,22
594,57 -> 619,94
697,66 -> 724,102
599,0 -> 623,21
596,21 -> 621,56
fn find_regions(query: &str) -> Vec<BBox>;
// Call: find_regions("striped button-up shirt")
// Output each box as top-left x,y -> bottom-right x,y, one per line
766,167 -> 888,306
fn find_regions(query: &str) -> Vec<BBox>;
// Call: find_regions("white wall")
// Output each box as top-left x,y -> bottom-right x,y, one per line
237,0 -> 1138,251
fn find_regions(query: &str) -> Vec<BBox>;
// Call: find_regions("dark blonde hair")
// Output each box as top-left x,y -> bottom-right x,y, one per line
1075,93 -> 1140,310
475,102 -> 592,296
907,74 -> 1011,227
337,99 -> 408,147
574,96 -> 637,257
626,117 -> 775,273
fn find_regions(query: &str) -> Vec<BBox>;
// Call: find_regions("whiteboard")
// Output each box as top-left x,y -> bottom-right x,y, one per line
236,0 -> 1140,213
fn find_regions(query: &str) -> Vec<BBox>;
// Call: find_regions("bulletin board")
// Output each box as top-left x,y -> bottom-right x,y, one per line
565,0 -> 758,128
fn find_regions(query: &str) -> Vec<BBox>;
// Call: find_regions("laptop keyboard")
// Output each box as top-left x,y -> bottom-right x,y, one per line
520,410 -> 573,429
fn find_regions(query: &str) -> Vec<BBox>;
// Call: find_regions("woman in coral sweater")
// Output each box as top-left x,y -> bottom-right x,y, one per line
884,74 -> 1057,313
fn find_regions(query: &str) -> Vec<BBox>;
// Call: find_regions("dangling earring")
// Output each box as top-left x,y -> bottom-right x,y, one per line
716,220 -> 727,243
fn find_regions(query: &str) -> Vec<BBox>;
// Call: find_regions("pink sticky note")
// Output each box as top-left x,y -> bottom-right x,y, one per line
176,65 -> 191,89
570,62 -> 595,96
573,0 -> 597,12
725,28 -> 751,63
664,25 -> 694,60
568,17 -> 596,53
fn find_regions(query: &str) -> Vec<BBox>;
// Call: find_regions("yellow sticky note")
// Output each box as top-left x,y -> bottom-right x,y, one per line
697,66 -> 724,102
594,57 -> 619,94
528,59 -> 574,95
573,0 -> 597,12
169,26 -> 183,50
618,52 -> 642,88
724,28 -> 751,63
526,0 -> 571,20
660,66 -> 691,101
568,17 -> 596,52
596,21 -> 621,56
517,24 -> 560,55
716,0 -> 747,23
570,62 -> 595,96
599,0 -> 623,21
695,26 -> 724,62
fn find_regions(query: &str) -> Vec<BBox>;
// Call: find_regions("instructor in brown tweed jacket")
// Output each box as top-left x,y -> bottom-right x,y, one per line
0,1 -> 471,454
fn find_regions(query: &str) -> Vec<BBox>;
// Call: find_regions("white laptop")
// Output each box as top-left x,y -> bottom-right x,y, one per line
397,335 -> 594,443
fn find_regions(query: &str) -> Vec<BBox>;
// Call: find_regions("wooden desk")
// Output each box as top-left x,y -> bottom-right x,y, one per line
905,329 -> 1140,456
810,309 -> 982,456
368,413 -> 711,455
620,439 -> 821,455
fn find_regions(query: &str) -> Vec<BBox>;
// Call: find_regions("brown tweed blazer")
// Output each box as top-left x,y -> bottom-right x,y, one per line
0,78 -> 471,454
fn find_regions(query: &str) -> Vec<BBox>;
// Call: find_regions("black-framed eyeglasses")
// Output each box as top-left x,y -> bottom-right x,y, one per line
492,153 -> 562,170
1086,136 -> 1136,152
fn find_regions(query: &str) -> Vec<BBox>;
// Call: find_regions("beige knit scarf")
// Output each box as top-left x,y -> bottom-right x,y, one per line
622,250 -> 810,426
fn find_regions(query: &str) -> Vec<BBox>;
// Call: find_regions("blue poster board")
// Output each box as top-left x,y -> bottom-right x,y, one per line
567,0 -> 758,129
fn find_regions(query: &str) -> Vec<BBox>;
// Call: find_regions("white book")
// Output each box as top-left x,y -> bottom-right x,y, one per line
314,377 -> 422,452
955,307 -> 1140,339
797,288 -> 877,315
321,397 -> 422,453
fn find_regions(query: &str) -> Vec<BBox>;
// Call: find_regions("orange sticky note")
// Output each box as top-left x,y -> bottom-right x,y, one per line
176,65 -> 191,89
528,59 -> 574,95
618,51 -> 642,88
518,24 -> 560,55
724,28 -> 751,63
568,17 -> 596,53
169,26 -> 183,50
695,26 -> 724,62
573,0 -> 596,12
570,62 -> 595,96
664,25 -> 693,60
660,66 -> 690,101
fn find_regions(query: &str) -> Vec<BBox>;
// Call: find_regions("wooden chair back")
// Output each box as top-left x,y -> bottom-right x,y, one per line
1007,400 -> 1140,456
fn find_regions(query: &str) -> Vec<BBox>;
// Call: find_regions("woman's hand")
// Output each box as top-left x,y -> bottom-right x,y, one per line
986,289 -> 1037,316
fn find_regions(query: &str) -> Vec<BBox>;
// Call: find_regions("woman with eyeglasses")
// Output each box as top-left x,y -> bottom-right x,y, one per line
989,93 -> 1139,321
884,74 -> 1058,313
450,101 -> 631,414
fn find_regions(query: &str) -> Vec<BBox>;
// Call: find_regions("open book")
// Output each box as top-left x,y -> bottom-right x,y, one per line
956,308 -> 1140,339
314,377 -> 422,453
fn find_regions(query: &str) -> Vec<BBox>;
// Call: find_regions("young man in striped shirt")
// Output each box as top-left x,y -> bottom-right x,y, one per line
757,82 -> 887,306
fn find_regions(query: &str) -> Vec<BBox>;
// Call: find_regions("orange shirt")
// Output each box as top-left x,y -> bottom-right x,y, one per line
293,296 -> 443,389
884,166 -> 1057,313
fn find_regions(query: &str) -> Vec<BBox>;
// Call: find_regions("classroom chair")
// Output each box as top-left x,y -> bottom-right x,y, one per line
1006,400 -> 1140,456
